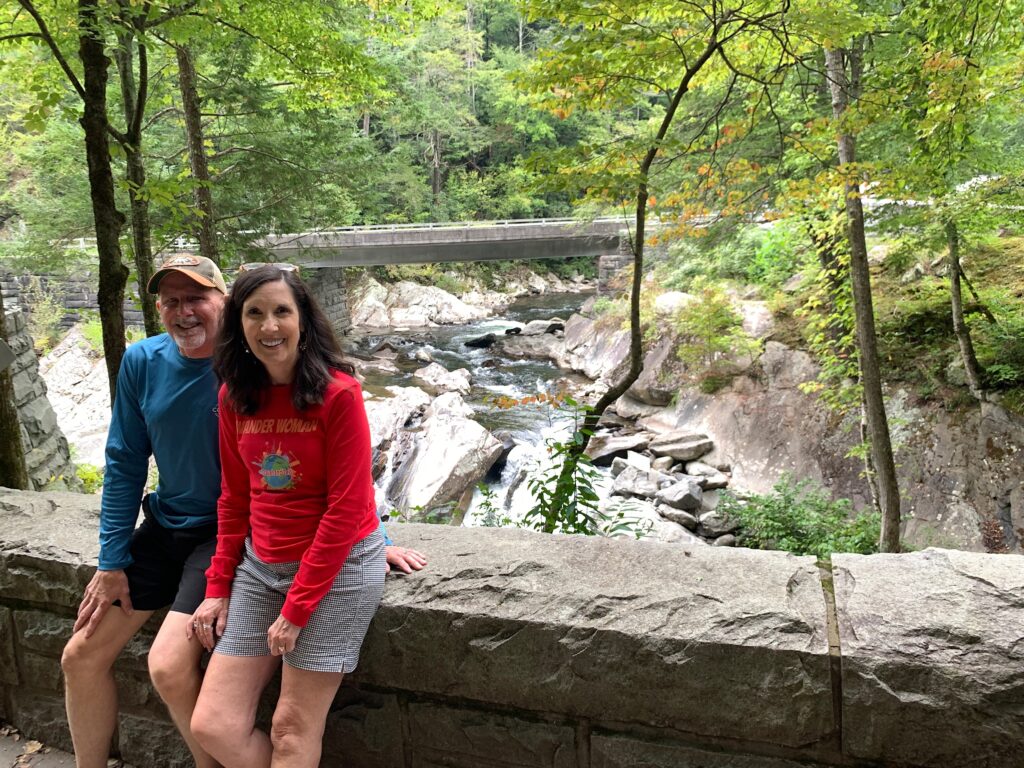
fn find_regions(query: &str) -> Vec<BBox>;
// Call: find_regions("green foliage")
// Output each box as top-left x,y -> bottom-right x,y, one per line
673,280 -> 759,369
76,463 -> 104,495
81,318 -> 105,352
523,398 -> 602,535
974,290 -> 1024,390
476,483 -> 511,528
719,475 -> 880,558
23,277 -> 66,355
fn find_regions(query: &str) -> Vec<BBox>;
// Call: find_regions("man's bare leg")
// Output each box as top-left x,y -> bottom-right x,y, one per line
148,611 -> 221,768
62,608 -> 154,768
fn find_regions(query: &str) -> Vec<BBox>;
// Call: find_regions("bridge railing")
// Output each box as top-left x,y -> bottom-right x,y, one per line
62,216 -> 637,255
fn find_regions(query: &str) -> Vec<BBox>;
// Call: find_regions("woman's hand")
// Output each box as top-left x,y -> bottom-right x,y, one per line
385,545 -> 427,574
267,615 -> 300,656
187,597 -> 229,651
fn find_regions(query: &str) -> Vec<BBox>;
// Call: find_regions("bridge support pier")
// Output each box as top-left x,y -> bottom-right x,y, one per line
597,237 -> 633,294
306,267 -> 352,336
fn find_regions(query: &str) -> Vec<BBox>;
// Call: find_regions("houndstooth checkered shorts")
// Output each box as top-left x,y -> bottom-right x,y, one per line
213,529 -> 385,673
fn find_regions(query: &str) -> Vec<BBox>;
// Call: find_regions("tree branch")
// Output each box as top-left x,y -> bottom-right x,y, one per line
16,0 -> 86,100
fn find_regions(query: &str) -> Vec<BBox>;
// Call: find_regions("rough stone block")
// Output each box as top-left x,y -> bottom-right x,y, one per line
0,607 -> 18,685
18,651 -> 63,693
592,733 -> 829,768
321,687 -> 404,768
14,610 -> 74,656
114,668 -> 158,709
361,524 -> 832,749
406,701 -> 576,768
833,549 -> 1024,768
118,712 -> 193,768
0,550 -> 89,609
7,690 -> 73,753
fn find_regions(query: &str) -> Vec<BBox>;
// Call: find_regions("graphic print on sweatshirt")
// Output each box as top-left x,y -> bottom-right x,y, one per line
253,445 -> 302,490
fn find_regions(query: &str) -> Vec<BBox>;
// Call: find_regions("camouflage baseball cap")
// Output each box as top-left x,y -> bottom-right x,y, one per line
148,254 -> 227,294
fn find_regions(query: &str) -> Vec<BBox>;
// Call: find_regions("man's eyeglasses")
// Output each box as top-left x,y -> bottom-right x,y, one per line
238,262 -> 300,274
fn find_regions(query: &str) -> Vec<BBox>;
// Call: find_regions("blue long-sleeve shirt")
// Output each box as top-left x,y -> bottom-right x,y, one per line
99,334 -> 221,570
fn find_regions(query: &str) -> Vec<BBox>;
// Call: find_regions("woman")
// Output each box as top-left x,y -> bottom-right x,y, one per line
188,265 -> 387,768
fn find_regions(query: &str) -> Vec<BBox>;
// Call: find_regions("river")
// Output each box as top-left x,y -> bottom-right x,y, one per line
347,291 -> 598,526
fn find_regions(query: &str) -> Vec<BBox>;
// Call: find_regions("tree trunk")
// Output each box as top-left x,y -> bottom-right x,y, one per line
115,30 -> 160,337
431,129 -> 442,205
79,0 -> 129,404
540,40 -> 725,527
176,44 -> 219,266
825,45 -> 901,552
0,290 -> 29,490
362,111 -> 370,137
946,219 -> 985,397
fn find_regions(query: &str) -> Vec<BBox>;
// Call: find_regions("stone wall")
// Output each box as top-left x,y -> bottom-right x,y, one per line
2,311 -> 80,491
306,267 -> 352,336
2,273 -> 146,329
1,489 -> 1021,768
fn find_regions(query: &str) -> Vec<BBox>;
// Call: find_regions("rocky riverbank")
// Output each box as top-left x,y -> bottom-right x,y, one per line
39,273 -> 1024,553
474,293 -> 1024,553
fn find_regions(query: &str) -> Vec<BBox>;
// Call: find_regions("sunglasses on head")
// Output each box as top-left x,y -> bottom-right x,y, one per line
238,262 -> 300,274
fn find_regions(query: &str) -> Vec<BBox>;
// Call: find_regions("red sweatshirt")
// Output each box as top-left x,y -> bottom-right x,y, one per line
205,371 -> 378,627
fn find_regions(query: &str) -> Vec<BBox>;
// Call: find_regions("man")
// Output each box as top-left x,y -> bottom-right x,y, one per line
62,255 -> 228,768
61,254 -> 427,768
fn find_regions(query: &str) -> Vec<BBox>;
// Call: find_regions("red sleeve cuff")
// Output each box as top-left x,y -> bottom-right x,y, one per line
280,599 -> 311,628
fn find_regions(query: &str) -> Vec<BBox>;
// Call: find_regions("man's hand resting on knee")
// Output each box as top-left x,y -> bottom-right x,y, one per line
74,569 -> 133,637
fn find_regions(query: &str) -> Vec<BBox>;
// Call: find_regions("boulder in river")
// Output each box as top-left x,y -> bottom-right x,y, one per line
413,362 -> 472,396
387,393 -> 503,515
464,333 -> 498,349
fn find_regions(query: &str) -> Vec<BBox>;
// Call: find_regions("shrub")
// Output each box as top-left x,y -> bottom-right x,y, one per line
23,276 -> 66,354
673,279 -> 759,368
719,474 -> 879,558
81,318 -> 104,352
76,463 -> 104,494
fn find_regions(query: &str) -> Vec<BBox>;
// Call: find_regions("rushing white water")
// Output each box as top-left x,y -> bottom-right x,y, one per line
351,291 -> 597,527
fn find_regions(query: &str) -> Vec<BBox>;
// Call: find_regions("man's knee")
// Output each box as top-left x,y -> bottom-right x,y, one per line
61,632 -> 111,682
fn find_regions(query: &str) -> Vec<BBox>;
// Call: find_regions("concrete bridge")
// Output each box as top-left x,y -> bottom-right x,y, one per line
237,217 -> 629,267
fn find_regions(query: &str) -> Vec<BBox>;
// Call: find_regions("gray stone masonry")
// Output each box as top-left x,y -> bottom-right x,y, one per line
306,267 -> 352,336
3,273 -> 145,328
0,489 -> 1022,768
3,310 -> 81,491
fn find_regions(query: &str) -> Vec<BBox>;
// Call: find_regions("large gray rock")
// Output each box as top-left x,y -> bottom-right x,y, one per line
412,362 -> 472,396
648,431 -> 714,462
698,511 -> 741,537
386,395 -> 503,513
584,432 -> 652,466
362,524 -> 831,748
611,465 -> 674,499
349,276 -> 489,328
363,385 -> 431,449
493,332 -> 564,361
833,549 -> 1024,768
656,478 -> 703,511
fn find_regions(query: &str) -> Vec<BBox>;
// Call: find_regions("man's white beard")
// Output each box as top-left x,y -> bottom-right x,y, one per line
171,324 -> 207,351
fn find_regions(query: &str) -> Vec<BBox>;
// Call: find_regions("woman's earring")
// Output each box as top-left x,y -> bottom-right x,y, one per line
242,342 -> 251,355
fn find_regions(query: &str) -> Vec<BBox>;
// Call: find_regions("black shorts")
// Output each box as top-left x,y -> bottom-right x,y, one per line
123,497 -> 218,613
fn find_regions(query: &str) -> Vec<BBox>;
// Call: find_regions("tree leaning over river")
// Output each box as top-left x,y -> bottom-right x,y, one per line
521,0 -> 793,526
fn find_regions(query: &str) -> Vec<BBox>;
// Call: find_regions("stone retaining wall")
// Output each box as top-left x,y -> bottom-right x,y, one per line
2,273 -> 145,329
0,489 -> 1021,768
2,313 -> 80,491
